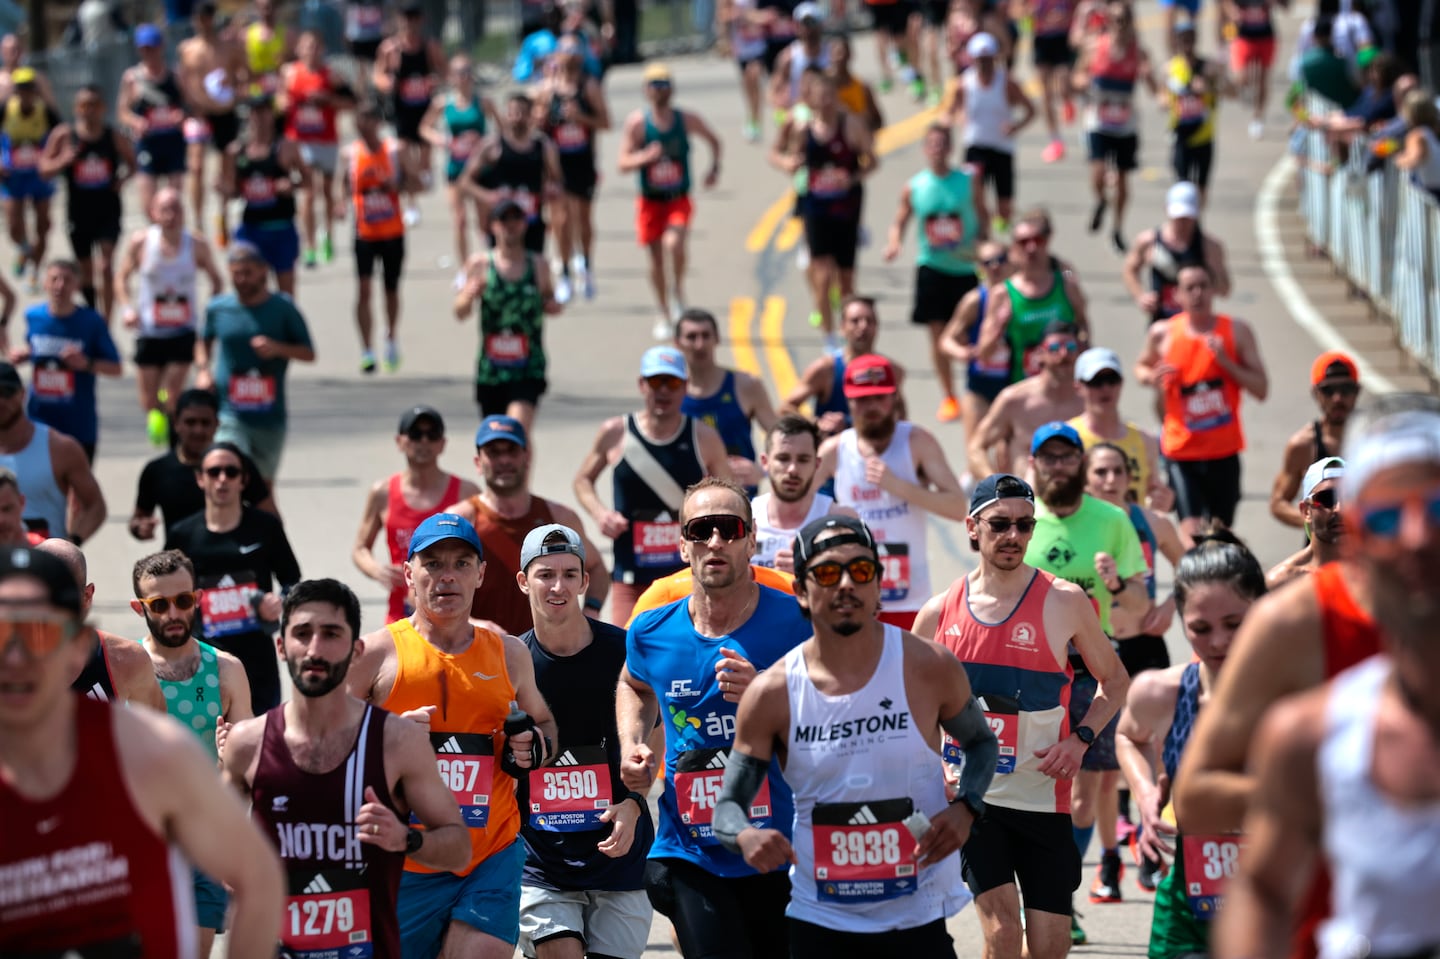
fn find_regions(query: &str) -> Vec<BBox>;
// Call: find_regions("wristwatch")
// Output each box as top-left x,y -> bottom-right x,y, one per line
404,827 -> 424,855
1075,725 -> 1097,746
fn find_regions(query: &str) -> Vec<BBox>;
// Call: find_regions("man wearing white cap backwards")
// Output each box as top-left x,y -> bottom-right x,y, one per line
1121,180 -> 1231,327
1176,394 -> 1440,959
1266,456 -> 1346,588
947,32 -> 1035,232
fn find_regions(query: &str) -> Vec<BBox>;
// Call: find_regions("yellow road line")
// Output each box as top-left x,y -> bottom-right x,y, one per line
745,195 -> 794,253
775,217 -> 805,253
729,297 -> 762,378
759,296 -> 797,402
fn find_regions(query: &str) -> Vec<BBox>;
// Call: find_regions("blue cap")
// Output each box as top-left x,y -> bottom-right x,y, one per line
1030,421 -> 1083,455
135,24 -> 164,47
407,513 -> 484,560
475,415 -> 528,449
639,346 -> 687,380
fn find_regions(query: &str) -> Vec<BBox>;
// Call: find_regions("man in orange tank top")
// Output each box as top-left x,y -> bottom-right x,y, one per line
345,102 -> 412,374
1134,262 -> 1268,538
1176,395 -> 1440,959
351,405 -> 478,625
347,512 -> 559,959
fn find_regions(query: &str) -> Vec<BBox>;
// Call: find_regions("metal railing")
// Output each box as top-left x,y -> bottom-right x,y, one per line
1296,91 -> 1440,381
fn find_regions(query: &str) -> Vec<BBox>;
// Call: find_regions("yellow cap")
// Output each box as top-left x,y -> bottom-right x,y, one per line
643,63 -> 672,83
11,67 -> 35,86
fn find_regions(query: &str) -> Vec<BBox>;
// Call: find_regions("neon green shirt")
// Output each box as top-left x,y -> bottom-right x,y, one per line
1025,494 -> 1146,635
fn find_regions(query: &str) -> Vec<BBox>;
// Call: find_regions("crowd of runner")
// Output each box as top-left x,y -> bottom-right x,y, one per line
1,0 -> 1438,957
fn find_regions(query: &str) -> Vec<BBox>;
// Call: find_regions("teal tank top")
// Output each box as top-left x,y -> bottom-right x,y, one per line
160,641 -> 224,761
444,94 -> 486,180
639,109 -> 691,199
909,167 -> 979,276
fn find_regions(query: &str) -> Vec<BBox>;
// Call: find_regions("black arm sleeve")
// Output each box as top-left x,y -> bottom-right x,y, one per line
265,512 -> 302,590
940,696 -> 999,815
713,749 -> 770,854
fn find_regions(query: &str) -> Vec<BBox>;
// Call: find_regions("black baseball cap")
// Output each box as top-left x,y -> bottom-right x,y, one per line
0,362 -> 21,391
968,473 -> 1035,517
792,515 -> 879,580
398,405 -> 444,435
0,547 -> 82,615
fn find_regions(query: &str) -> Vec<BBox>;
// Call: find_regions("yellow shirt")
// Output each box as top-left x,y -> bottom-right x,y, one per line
1068,417 -> 1154,503
1167,55 -> 1217,148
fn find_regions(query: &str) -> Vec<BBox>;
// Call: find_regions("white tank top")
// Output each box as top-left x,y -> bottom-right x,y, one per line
787,39 -> 832,103
137,226 -> 200,339
1318,655 -> 1440,959
783,624 -> 968,930
751,491 -> 834,568
730,0 -> 768,61
831,423 -> 931,612
962,65 -> 1014,153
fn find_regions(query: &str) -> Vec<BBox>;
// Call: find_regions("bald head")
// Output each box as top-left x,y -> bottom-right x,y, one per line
37,538 -> 92,615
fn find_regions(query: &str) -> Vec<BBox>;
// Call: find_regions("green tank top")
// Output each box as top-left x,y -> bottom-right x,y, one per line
1004,269 -> 1075,382
909,167 -> 979,276
639,109 -> 691,199
159,642 -> 224,761
1148,846 -> 1211,959
476,251 -> 546,385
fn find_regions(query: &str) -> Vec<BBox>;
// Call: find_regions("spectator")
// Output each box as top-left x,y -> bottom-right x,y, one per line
1310,50 -> 1405,140
1395,87 -> 1440,198
1300,16 -> 1362,109
1292,0 -> 1374,81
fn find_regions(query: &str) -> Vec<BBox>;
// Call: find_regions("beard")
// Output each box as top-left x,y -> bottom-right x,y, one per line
484,467 -> 525,495
772,474 -> 814,504
288,652 -> 354,698
856,411 -> 897,443
145,612 -> 195,648
1039,469 -> 1085,509
831,617 -> 864,636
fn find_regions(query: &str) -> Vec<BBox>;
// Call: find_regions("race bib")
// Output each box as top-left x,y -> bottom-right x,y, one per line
554,122 -> 588,152
154,295 -> 192,329
812,799 -> 918,903
1181,834 -> 1242,919
450,131 -> 479,162
809,165 -> 852,199
296,105 -> 326,135
200,581 -> 261,638
528,744 -> 612,831
504,187 -> 539,219
184,116 -> 212,144
1180,378 -> 1233,433
972,341 -> 1010,378
1240,6 -> 1268,24
32,365 -> 74,402
347,4 -> 383,30
243,174 -> 277,205
1098,101 -> 1133,129
946,693 -> 1019,773
283,869 -> 374,959
649,158 -> 683,190
483,332 -> 530,368
229,372 -> 277,413
674,747 -> 773,845
924,214 -> 965,251
361,189 -> 397,224
400,76 -> 430,105
877,543 -> 910,603
74,155 -> 112,188
1177,94 -> 1207,123
258,73 -> 280,96
427,732 -> 495,828
632,516 -> 682,569
10,143 -> 37,170
148,105 -> 185,132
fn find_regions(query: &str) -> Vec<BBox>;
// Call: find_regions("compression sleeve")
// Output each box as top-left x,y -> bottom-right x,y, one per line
941,696 -> 999,815
714,749 -> 770,854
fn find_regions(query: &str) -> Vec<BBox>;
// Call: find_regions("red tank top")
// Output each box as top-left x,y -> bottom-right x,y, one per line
0,697 -> 192,958
250,703 -> 403,959
384,473 -> 464,623
467,494 -> 556,635
1160,313 -> 1246,461
284,63 -> 338,143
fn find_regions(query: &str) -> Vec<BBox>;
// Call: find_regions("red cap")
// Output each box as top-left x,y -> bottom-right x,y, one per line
1310,351 -> 1359,386
843,354 -> 899,398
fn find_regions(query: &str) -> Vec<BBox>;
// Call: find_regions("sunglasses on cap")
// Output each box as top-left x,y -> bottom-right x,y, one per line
407,426 -> 443,442
1308,488 -> 1340,510
204,465 -> 242,479
682,514 -> 748,543
136,592 -> 198,615
0,613 -> 78,659
977,517 -> 1037,535
807,556 -> 880,588
1318,382 -> 1360,399
1358,490 -> 1440,540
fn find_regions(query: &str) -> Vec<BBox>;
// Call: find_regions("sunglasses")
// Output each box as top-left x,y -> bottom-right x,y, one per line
807,557 -> 881,587
981,254 -> 1009,269
645,374 -> 684,391
1085,371 -> 1123,388
204,465 -> 242,479
649,80 -> 672,90
407,427 -> 443,442
1014,234 -> 1046,248
1318,383 -> 1360,399
682,514 -> 748,543
0,613 -> 77,659
1358,490 -> 1440,539
136,592 -> 198,615
1035,449 -> 1082,466
978,517 -> 1037,535
1046,340 -> 1080,355
1308,488 -> 1339,510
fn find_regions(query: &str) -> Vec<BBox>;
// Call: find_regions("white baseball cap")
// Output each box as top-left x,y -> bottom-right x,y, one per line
966,32 -> 1000,59
1166,181 -> 1201,219
794,2 -> 824,22
1302,457 -> 1345,502
1075,347 -> 1124,384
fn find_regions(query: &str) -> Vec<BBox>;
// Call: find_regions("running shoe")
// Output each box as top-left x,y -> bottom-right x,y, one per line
926,88 -> 942,108
1116,814 -> 1135,847
1089,199 -> 1107,233
1137,854 -> 1162,892
360,350 -> 377,374
808,310 -> 823,329
453,269 -> 467,291
1042,139 -> 1065,163
992,215 -> 1010,235
555,274 -> 573,305
1089,854 -> 1124,903
879,77 -> 894,94
937,395 -> 961,423
909,77 -> 926,102
743,120 -> 761,143
797,244 -> 810,271
1071,911 -> 1087,946
580,265 -> 595,300
383,340 -> 400,373
319,231 -> 333,264
1112,229 -> 1127,254
1062,97 -> 1076,125
12,244 -> 27,278
146,408 -> 169,448
652,317 -> 673,341
402,206 -> 421,227
302,249 -> 317,269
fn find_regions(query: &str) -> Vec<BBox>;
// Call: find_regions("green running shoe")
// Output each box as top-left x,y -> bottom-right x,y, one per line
319,231 -> 333,264
146,408 -> 169,448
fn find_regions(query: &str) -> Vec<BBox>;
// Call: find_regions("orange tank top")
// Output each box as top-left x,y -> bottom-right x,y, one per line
1159,313 -> 1245,461
382,618 -> 518,875
352,139 -> 404,242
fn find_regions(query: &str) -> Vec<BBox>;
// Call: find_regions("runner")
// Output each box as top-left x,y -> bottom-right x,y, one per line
768,4 -> 831,115
1269,351 -> 1358,530
130,389 -> 275,543
222,96 -> 304,296
195,240 -> 317,483
1163,20 -> 1227,202
1022,0 -> 1078,164
454,197 -> 562,433
13,259 -> 122,463
1134,263 -> 1268,536
1224,0 -> 1279,139
815,354 -> 968,630
345,0 -> 388,91
616,64 -> 722,339
575,346 -> 732,626
1122,181 -> 1231,327
720,0 -> 779,142
939,240 -> 1013,474
374,1 -> 444,224
243,0 -> 293,105
39,84 -> 133,322
351,405 -> 478,626
463,92 -> 562,259
1073,0 -> 1158,253
0,36 -> 56,108
118,24 -> 188,224
1157,0 -> 1208,54
1266,456 -> 1345,588
717,514 -> 995,955
223,577 -> 472,959
539,35 -> 609,305
281,30 -> 347,270
420,55 -> 494,285
884,121 -> 985,425
1068,346 -> 1169,508
676,308 -> 780,491
0,361 -> 104,543
450,414 -> 610,635
0,67 -> 60,291
0,468 -> 42,547
345,101 -> 409,374
346,513 -> 559,959
0,544 -> 284,959
164,440 -> 302,712
912,473 -> 1131,959
40,538 -> 165,712
132,547 -> 253,958
949,33 -> 1035,234
828,34 -> 886,135
179,0 -> 243,244
617,476 -> 811,959
968,321 -> 1085,480
516,523 -> 656,959
115,187 -> 224,448
863,0 -> 922,98
1113,533 -> 1267,959
751,415 -> 855,571
784,294 -> 906,439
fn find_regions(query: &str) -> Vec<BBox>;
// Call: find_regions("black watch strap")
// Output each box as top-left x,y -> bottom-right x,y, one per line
1075,724 -> 1096,746
405,827 -> 424,855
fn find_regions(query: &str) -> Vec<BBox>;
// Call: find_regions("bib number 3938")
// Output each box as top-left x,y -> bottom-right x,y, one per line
673,747 -> 772,846
812,798 -> 918,903
422,732 -> 495,828
283,869 -> 373,959
528,744 -> 612,831
1181,834 -> 1242,919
